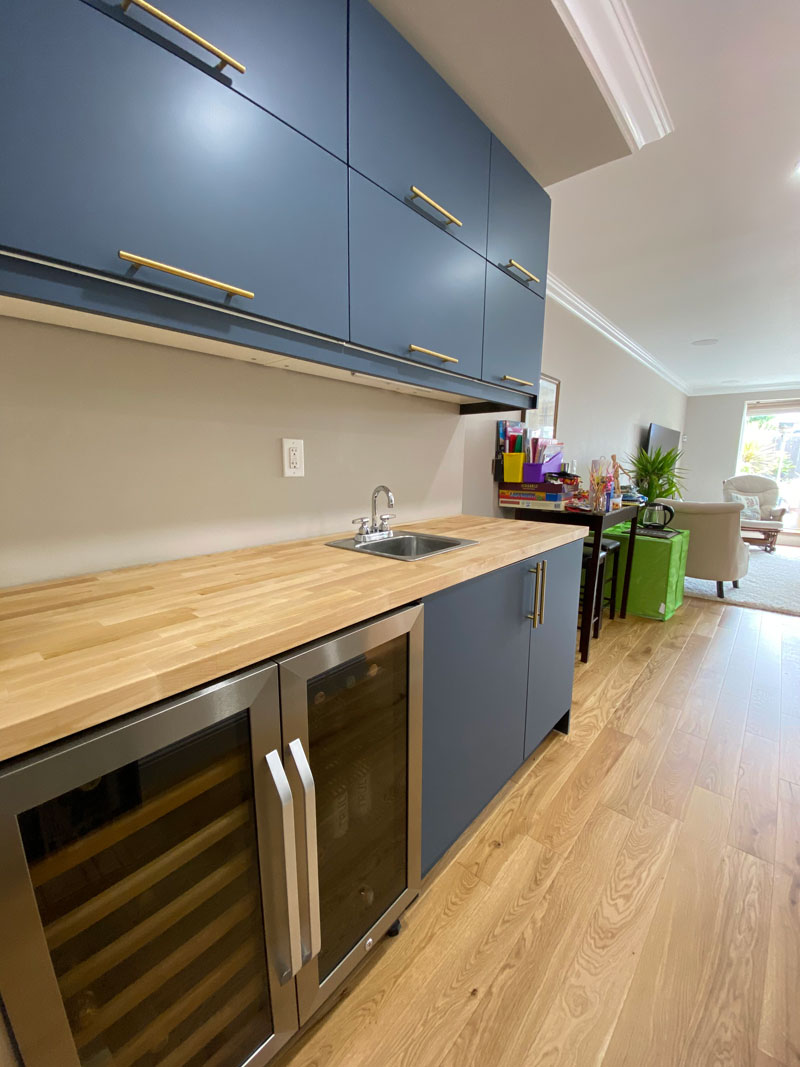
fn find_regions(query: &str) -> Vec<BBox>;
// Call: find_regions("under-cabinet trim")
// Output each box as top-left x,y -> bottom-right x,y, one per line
0,248 -> 534,413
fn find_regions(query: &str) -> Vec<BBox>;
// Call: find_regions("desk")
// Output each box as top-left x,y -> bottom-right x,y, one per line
514,504 -> 641,662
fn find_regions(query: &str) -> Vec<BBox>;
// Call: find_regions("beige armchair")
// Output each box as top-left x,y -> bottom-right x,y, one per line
722,474 -> 786,553
656,499 -> 749,598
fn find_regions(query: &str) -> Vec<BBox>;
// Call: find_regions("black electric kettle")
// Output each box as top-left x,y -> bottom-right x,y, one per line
641,502 -> 675,529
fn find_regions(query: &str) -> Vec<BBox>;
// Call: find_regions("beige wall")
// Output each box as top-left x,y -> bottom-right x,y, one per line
462,299 -> 688,516
682,393 -> 746,501
0,317 -> 465,586
1,302 -> 691,586
682,387 -> 800,501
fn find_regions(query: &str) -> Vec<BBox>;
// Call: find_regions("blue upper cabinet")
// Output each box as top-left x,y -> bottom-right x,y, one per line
349,172 -> 485,379
84,0 -> 348,160
1,0 -> 349,341
482,265 -> 544,393
487,137 -> 551,300
349,0 -> 491,258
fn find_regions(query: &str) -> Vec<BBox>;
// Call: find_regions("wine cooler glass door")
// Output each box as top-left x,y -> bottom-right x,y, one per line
277,605 -> 423,1024
0,663 -> 299,1067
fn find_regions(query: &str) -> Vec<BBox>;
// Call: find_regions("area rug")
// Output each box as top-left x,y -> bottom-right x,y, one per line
683,545 -> 800,615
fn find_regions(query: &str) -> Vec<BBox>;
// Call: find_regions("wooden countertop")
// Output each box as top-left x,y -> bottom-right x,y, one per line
0,515 -> 585,762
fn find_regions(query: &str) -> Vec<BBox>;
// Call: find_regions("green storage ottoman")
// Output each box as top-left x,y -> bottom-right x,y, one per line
604,524 -> 690,621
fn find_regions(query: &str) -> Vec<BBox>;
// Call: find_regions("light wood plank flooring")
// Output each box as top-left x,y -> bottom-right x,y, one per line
279,600 -> 800,1067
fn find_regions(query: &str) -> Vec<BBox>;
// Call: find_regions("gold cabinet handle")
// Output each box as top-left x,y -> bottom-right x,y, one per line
527,564 -> 541,628
119,251 -> 254,299
506,259 -> 540,284
409,186 -> 463,228
120,0 -> 246,74
408,344 -> 459,365
538,558 -> 547,624
502,375 -> 534,388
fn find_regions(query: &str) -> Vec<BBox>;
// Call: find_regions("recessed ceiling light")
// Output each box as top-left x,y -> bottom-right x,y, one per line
691,337 -> 719,346
721,378 -> 740,384
793,160 -> 800,177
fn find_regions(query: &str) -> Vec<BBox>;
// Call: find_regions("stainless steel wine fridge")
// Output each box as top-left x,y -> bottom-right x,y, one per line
0,605 -> 423,1067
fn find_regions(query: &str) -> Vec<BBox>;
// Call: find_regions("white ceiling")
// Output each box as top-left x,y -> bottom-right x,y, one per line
547,0 -> 800,395
373,0 -> 800,396
369,0 -> 633,187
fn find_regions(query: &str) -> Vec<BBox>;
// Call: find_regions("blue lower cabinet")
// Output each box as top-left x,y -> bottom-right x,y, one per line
421,541 -> 582,873
85,0 -> 348,161
525,540 -> 582,759
0,0 -> 349,340
482,264 -> 544,393
421,561 -> 534,873
349,172 -> 486,379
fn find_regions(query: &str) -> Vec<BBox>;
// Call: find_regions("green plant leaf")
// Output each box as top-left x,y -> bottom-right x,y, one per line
625,446 -> 687,507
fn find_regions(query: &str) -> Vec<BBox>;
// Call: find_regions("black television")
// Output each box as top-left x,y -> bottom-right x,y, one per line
646,423 -> 681,455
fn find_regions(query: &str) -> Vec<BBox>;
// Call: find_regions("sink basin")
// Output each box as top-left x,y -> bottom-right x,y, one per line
327,530 -> 477,562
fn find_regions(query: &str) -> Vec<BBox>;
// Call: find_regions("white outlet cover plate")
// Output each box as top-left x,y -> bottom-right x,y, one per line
282,438 -> 304,477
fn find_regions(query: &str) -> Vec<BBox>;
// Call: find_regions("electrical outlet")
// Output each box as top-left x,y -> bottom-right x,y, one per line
282,438 -> 304,477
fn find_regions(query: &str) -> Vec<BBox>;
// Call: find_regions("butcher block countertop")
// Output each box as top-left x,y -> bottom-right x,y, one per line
0,515 -> 585,762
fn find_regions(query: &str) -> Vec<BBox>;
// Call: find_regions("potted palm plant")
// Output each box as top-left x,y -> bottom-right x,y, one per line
626,446 -> 686,527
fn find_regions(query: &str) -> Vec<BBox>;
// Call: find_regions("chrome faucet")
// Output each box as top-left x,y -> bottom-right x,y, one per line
352,485 -> 396,542
372,485 -> 395,532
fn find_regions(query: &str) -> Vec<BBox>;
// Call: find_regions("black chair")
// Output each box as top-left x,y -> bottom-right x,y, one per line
580,547 -> 607,640
589,537 -> 621,620
580,537 -> 621,639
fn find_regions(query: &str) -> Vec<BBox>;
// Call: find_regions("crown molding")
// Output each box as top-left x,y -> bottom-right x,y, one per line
551,0 -> 674,151
546,276 -> 800,397
688,380 -> 800,398
546,273 -> 689,393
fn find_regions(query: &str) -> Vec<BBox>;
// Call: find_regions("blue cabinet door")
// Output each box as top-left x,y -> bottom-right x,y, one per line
421,560 -> 535,873
525,540 -> 582,759
349,172 -> 485,379
349,0 -> 491,257
86,0 -> 347,160
487,137 -> 551,299
482,264 -> 544,393
0,0 -> 349,340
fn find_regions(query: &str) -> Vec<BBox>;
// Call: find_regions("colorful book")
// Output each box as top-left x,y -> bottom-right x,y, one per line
500,481 -> 572,493
498,498 -> 573,511
499,492 -> 575,502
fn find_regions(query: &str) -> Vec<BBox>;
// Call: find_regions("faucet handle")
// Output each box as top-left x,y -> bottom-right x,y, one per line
352,516 -> 370,536
378,512 -> 396,531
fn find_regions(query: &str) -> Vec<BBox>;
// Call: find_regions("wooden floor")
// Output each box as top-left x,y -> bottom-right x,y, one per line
280,599 -> 800,1067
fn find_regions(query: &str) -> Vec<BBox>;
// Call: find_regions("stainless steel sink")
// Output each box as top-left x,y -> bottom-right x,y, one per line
327,530 -> 477,561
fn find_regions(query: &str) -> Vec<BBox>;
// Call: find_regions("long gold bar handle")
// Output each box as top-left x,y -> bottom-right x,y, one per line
120,0 -> 246,74
409,186 -> 463,228
119,251 -> 254,299
538,559 -> 548,624
506,259 -> 540,284
502,375 -> 535,388
527,564 -> 541,629
408,344 -> 459,365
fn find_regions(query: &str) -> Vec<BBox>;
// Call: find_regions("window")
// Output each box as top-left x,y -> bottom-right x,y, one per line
738,401 -> 800,531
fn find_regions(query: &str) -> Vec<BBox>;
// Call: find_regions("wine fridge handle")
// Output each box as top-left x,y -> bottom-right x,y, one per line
265,749 -> 304,979
287,738 -> 322,961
